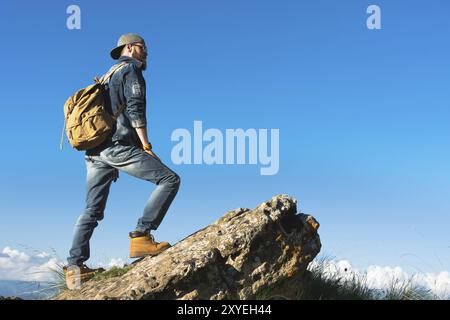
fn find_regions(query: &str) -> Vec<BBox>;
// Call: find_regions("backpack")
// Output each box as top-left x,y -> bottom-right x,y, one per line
60,62 -> 128,151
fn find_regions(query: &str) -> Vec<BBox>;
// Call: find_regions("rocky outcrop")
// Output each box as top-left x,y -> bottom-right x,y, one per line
56,194 -> 321,300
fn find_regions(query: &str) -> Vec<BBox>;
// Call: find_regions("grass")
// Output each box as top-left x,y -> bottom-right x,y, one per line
382,278 -> 437,300
91,265 -> 134,281
256,257 -> 441,300
19,259 -> 69,300
44,260 -> 135,299
298,262 -> 375,300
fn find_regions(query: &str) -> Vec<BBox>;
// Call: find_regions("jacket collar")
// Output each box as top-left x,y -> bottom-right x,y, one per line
118,56 -> 143,69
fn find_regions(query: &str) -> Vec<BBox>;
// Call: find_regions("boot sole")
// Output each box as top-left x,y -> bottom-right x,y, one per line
129,246 -> 170,258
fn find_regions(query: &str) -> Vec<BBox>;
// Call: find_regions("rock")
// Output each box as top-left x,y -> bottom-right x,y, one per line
55,194 -> 321,300
0,296 -> 23,300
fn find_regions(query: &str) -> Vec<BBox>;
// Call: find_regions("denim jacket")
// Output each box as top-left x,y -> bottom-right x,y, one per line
105,56 -> 147,143
85,56 -> 147,156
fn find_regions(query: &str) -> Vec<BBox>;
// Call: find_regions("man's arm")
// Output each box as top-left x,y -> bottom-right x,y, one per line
122,64 -> 160,161
135,126 -> 160,161
123,64 -> 147,131
135,126 -> 150,146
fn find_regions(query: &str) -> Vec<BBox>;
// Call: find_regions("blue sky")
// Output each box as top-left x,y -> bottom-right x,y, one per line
0,0 -> 449,278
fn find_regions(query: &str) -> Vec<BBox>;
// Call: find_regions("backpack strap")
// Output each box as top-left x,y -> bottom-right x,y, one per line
60,116 -> 67,151
98,62 -> 128,85
99,62 -> 129,120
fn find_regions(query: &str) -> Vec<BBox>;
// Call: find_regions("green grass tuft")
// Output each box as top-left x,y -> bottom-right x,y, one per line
91,265 -> 134,281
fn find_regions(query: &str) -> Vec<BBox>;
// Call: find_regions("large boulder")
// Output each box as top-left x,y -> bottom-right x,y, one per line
56,194 -> 321,300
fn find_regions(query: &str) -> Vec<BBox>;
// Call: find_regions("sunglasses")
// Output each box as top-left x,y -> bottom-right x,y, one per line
131,42 -> 147,52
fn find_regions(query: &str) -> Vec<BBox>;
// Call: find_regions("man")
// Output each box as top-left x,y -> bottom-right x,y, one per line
64,34 -> 181,286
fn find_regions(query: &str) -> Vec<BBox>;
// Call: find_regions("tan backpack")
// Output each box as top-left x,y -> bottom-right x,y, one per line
60,62 -> 128,151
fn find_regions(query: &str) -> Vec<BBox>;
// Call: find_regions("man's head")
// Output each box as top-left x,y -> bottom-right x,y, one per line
110,33 -> 148,69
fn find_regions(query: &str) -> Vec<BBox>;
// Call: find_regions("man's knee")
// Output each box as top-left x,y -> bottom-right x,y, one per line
171,172 -> 181,187
162,171 -> 180,188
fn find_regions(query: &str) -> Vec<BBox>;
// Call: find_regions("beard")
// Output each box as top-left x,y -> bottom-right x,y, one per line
132,52 -> 147,70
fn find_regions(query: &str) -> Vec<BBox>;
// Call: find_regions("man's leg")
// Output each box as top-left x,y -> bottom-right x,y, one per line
67,156 -> 118,266
100,144 -> 180,233
135,171 -> 180,233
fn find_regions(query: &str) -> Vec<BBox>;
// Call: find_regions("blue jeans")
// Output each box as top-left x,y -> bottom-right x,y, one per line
67,142 -> 180,266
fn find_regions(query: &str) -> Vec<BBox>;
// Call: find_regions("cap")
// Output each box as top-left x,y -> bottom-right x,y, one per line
110,33 -> 146,60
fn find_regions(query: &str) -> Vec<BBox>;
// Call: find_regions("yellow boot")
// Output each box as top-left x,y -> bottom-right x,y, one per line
63,264 -> 105,290
129,231 -> 171,258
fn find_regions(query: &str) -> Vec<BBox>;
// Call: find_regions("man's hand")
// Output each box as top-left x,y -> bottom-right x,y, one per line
144,149 -> 160,161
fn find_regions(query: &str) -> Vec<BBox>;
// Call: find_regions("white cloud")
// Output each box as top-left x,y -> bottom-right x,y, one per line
36,252 -> 50,259
410,271 -> 450,298
108,258 -> 126,268
365,265 -> 410,290
0,247 -> 129,282
96,257 -> 126,269
309,259 -> 450,299
2,247 -> 30,263
0,247 -> 62,282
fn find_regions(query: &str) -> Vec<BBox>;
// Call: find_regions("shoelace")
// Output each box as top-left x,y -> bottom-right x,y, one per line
147,233 -> 157,244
